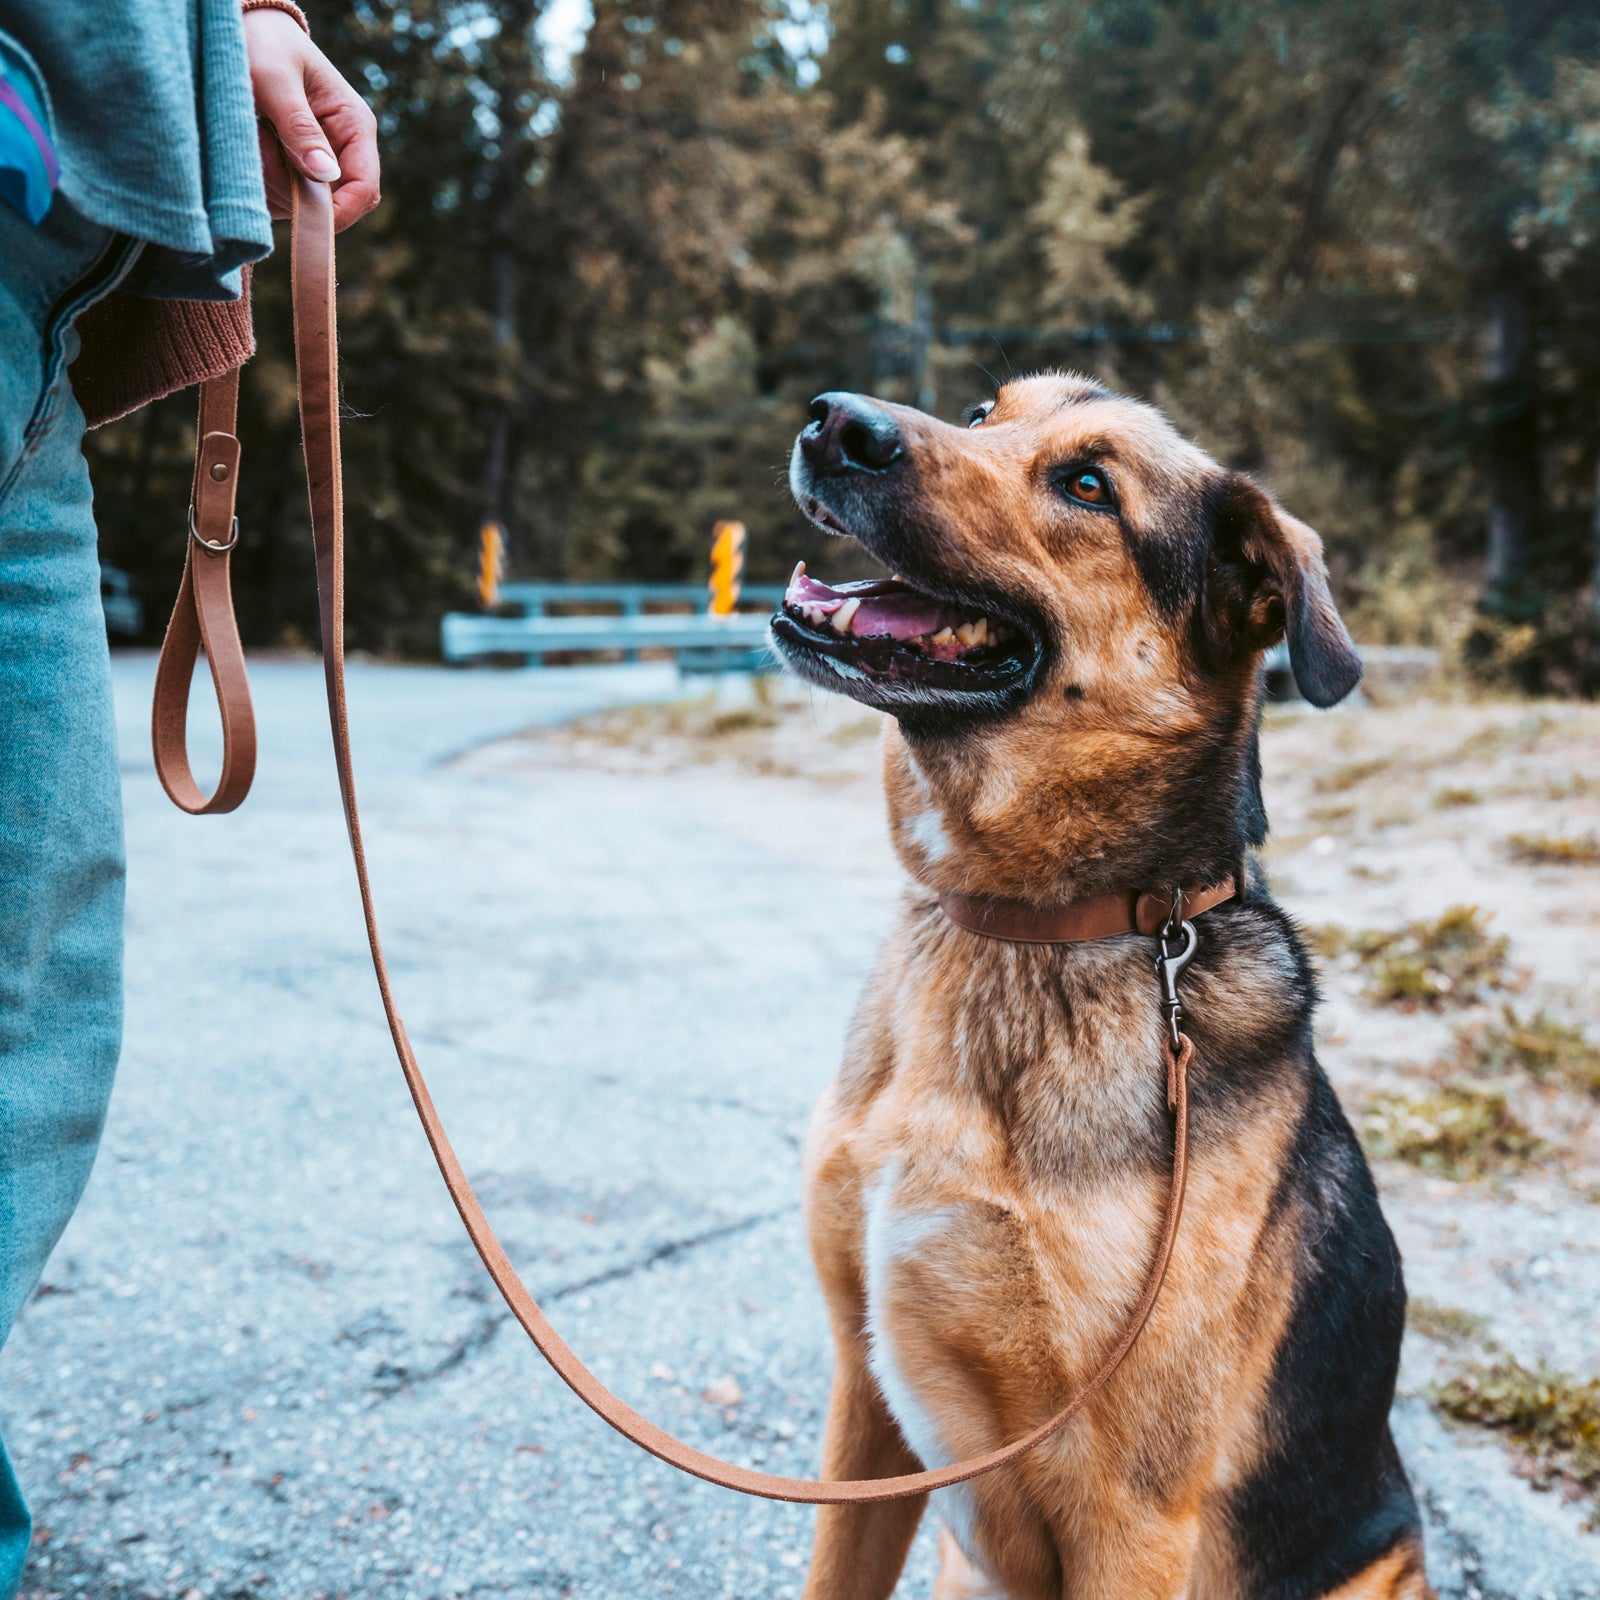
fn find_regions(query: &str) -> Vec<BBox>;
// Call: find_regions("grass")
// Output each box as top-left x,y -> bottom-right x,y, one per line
1360,1085 -> 1542,1180
1448,713 -> 1561,763
1452,1006 -> 1600,1098
1337,905 -> 1511,1008
1305,922 -> 1353,961
1314,756 -> 1396,794
703,705 -> 783,736
1507,831 -> 1600,866
1410,1300 -> 1600,1528
1306,802 -> 1357,825
559,685 -> 785,748
1349,863 -> 1398,883
1430,1359 -> 1600,1527
1433,785 -> 1483,809
1408,1296 -> 1490,1345
827,713 -> 884,745
1545,773 -> 1598,801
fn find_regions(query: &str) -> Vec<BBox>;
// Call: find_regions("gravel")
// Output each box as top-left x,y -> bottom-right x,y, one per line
2,659 -> 1595,1597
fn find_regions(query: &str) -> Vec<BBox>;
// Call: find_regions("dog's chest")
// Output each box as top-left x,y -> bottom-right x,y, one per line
844,942 -> 1209,1536
855,1139 -> 1172,1565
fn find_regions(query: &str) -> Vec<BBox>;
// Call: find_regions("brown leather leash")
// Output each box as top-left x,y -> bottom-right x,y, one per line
153,171 -> 1210,1504
153,364 -> 255,814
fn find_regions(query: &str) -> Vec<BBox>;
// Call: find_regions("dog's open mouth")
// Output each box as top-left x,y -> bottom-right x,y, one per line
771,562 -> 1035,693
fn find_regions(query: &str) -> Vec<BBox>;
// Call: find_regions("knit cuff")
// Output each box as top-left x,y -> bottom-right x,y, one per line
71,272 -> 256,429
241,0 -> 310,34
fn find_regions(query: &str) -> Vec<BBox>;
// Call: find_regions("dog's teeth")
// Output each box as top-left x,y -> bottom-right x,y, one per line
789,560 -> 806,586
802,603 -> 825,626
832,597 -> 861,634
956,619 -> 987,648
932,627 -> 955,646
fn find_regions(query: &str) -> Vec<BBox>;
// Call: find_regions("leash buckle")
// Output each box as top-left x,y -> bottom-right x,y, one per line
1155,889 -> 1197,1053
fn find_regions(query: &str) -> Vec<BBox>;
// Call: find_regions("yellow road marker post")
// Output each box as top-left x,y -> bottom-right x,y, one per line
477,521 -> 505,609
708,520 -> 746,615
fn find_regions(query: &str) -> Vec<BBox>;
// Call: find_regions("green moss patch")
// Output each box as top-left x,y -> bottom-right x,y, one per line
1314,757 -> 1396,794
1356,906 -> 1510,1008
1306,907 -> 1510,1008
1408,1296 -> 1490,1345
1453,1006 -> 1600,1099
1431,1359 -> 1600,1527
1507,831 -> 1600,866
1360,1085 -> 1542,1179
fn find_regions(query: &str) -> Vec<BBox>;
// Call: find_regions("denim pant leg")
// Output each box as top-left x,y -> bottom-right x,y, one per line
0,200 -> 140,1600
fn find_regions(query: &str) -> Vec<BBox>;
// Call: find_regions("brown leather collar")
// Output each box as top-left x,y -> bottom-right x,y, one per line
939,876 -> 1238,944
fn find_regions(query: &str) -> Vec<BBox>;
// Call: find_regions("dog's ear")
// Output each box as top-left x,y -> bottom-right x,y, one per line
1205,475 -> 1362,708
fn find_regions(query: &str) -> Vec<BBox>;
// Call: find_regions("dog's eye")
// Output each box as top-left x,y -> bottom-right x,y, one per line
966,401 -> 994,428
1061,467 -> 1112,507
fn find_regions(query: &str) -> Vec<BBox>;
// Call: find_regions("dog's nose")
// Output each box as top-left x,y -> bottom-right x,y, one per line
801,392 -> 903,474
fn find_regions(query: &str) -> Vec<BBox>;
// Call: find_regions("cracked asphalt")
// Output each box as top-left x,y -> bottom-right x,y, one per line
3,657 -> 1598,1599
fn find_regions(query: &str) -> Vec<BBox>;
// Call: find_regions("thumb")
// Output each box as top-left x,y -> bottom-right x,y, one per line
268,87 -> 342,183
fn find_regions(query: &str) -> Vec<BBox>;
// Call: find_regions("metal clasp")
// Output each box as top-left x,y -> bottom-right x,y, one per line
188,503 -> 241,554
1155,889 -> 1197,1052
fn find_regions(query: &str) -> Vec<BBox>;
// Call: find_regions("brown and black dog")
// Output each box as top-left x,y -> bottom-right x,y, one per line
769,375 -> 1432,1600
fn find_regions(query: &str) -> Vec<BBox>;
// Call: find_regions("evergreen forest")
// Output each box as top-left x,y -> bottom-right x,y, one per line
88,0 -> 1600,689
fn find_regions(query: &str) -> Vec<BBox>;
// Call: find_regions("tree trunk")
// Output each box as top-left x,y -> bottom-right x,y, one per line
1592,402 -> 1600,620
1483,249 -> 1539,613
910,266 -> 935,413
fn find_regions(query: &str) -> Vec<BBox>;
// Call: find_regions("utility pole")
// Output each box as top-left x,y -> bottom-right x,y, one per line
478,0 -> 540,572
1483,246 -> 1539,613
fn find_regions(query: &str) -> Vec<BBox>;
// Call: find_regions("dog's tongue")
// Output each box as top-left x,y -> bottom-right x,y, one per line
785,572 -> 966,641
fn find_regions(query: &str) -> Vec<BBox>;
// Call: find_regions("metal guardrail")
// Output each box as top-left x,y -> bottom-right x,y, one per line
444,588 -> 1443,683
441,583 -> 786,666
497,582 -> 786,613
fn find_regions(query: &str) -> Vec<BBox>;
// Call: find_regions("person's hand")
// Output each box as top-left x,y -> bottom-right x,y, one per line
244,8 -> 380,232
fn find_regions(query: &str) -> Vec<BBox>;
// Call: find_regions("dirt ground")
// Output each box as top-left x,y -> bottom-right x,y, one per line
530,673 -> 1600,1534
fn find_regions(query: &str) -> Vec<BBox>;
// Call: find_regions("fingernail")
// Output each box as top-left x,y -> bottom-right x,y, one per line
305,148 -> 341,181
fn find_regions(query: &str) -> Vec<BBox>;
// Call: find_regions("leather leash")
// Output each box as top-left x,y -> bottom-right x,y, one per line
153,171 -> 1205,1504
152,366 -> 255,814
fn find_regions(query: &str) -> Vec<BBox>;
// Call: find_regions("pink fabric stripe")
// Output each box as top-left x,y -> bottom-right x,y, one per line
0,77 -> 60,186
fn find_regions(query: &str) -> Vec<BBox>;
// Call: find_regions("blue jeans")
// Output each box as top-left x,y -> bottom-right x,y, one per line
0,196 -> 139,1599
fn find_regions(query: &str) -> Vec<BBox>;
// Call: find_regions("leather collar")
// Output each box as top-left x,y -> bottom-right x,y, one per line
938,876 -> 1238,944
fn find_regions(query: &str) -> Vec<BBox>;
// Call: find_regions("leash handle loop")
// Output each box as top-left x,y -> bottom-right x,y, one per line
158,171 -> 1198,1505
151,367 -> 257,814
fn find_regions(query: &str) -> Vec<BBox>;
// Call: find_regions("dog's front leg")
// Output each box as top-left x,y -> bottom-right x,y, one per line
802,1349 -> 927,1600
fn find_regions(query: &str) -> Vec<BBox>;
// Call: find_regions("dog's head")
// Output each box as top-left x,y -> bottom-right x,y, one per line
771,373 -> 1361,899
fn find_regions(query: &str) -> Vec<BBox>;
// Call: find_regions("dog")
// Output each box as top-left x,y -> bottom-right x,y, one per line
769,375 -> 1431,1600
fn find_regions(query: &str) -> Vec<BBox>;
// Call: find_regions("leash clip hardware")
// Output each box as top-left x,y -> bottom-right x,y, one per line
1155,889 -> 1198,1052
188,503 -> 241,554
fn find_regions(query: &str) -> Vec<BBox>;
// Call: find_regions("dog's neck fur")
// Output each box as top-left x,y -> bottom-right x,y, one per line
882,680 -> 1267,906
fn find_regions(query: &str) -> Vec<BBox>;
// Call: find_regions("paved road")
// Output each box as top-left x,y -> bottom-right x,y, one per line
3,657 -> 1597,1599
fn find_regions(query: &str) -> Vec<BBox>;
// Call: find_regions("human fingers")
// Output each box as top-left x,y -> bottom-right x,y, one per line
245,9 -> 344,185
303,54 -> 381,231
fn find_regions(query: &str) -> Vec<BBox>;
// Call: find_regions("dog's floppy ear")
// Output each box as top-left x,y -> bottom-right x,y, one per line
1206,474 -> 1363,707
